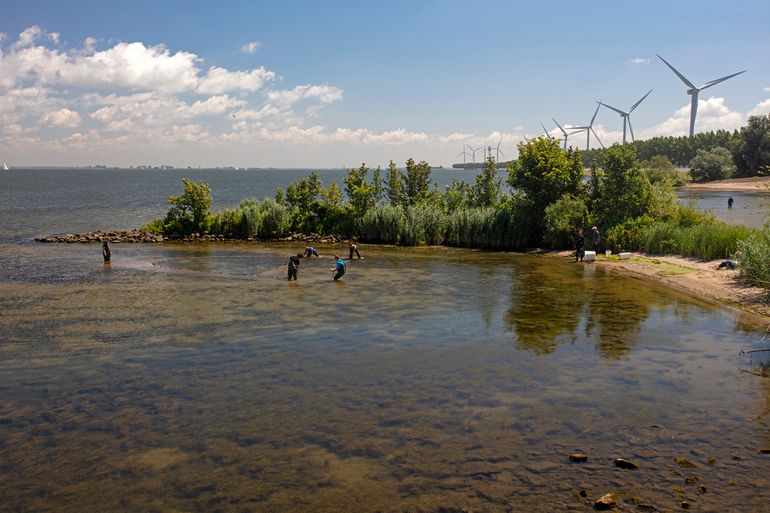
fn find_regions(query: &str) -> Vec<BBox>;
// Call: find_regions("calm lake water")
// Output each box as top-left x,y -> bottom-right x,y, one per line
1,168 -> 770,512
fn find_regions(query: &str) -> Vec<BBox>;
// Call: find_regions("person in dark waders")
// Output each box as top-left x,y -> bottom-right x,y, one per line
331,255 -> 346,281
349,241 -> 361,259
287,254 -> 302,280
575,228 -> 585,262
728,196 -> 734,209
102,238 -> 111,263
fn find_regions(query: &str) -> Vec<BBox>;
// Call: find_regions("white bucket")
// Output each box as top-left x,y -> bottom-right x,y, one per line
584,250 -> 596,262
619,252 -> 631,260
605,249 -> 611,257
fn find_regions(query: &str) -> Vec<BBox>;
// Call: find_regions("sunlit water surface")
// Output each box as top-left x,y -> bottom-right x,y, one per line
2,241 -> 770,512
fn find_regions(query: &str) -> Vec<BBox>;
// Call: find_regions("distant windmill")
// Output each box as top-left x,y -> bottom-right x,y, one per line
495,137 -> 506,161
466,144 -> 482,163
551,118 -> 571,150
567,104 -> 604,150
657,54 -> 745,137
522,134 -> 530,143
456,145 -> 470,165
597,89 -> 653,144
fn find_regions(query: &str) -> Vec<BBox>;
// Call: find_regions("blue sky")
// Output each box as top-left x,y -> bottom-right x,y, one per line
1,0 -> 769,167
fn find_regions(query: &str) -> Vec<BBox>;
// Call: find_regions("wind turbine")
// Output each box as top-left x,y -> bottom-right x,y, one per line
456,145 -> 469,165
466,144 -> 481,163
495,137 -> 506,161
657,54 -> 745,137
597,89 -> 653,144
567,104 -> 604,150
551,118 -> 570,150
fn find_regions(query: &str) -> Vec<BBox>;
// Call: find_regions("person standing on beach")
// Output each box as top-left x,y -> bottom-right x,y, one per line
287,254 -> 302,280
102,239 -> 111,263
728,196 -> 734,209
591,226 -> 601,251
349,241 -> 361,259
575,229 -> 585,262
331,255 -> 346,280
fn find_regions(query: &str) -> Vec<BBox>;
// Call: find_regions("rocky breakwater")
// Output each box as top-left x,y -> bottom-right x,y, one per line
35,231 -> 348,244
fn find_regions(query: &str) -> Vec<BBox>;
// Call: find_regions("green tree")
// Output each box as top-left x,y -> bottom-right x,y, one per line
507,137 -> 584,233
444,178 -> 472,211
689,147 -> 736,183
591,144 -> 653,227
544,194 -> 590,248
472,149 -> 502,207
403,158 -> 433,205
640,155 -> 684,185
165,178 -> 213,234
733,114 -> 770,177
385,160 -> 405,207
344,163 -> 378,219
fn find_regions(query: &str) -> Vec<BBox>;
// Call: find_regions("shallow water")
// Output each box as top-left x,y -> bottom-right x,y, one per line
2,242 -> 770,512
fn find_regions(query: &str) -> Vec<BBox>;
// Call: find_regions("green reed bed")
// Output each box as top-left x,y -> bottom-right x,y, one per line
637,221 -> 753,261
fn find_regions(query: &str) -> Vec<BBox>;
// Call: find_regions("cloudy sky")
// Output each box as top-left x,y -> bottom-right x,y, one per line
1,0 -> 769,168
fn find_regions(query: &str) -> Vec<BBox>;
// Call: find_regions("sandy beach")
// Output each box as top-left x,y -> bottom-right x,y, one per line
555,251 -> 770,327
682,175 -> 770,192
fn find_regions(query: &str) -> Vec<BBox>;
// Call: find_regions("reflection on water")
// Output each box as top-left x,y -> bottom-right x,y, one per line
1,243 -> 770,512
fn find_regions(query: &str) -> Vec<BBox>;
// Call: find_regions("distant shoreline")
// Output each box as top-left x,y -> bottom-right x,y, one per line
682,176 -> 770,193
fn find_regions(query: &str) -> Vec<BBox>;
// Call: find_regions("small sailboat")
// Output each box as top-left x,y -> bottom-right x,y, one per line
2,163 -> 8,171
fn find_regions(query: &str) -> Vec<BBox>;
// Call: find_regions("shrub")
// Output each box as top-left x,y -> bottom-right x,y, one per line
604,216 -> 655,252
164,178 -> 213,235
737,228 -> 770,289
689,147 -> 736,182
357,205 -> 404,244
544,194 -> 590,249
638,221 -> 750,260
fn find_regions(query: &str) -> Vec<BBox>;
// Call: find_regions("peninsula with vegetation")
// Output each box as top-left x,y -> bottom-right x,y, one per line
39,115 -> 770,317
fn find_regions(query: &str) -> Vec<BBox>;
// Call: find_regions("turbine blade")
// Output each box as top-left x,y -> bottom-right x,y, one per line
591,127 -> 605,149
551,117 -> 568,135
700,70 -> 746,90
630,89 -> 653,112
598,102 -> 626,116
541,123 -> 551,138
499,149 -> 506,158
590,103 -> 600,126
657,54 -> 696,89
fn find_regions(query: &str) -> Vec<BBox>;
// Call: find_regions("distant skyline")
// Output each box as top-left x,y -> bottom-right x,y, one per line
1,0 -> 769,168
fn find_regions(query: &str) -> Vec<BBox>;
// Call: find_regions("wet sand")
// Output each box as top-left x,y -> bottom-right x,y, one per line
682,176 -> 770,192
556,251 -> 770,326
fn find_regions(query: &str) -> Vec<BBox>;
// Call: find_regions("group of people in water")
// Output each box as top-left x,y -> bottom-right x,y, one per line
287,241 -> 361,281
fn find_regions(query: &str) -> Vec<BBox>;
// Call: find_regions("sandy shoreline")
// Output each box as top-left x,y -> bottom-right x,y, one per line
682,175 -> 770,192
552,251 -> 770,327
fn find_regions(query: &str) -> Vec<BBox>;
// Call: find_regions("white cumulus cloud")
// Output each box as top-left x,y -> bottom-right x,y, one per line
641,96 -> 744,138
197,66 -> 275,94
40,108 -> 81,127
241,41 -> 261,54
748,98 -> 770,117
629,57 -> 650,65
266,85 -> 343,107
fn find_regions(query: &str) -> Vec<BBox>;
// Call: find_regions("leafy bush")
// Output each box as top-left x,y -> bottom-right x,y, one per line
637,221 -> 750,260
689,147 -> 736,182
737,227 -> 770,289
164,178 -> 213,235
604,216 -> 655,252
544,194 -> 590,249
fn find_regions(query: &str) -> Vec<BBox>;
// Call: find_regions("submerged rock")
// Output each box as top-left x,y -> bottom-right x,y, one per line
569,453 -> 588,462
674,457 -> 698,468
594,492 -> 618,510
613,458 -> 638,470
760,448 -> 770,454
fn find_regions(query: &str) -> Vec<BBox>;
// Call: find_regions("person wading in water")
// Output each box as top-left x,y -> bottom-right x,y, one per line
102,238 -> 111,263
287,253 -> 302,280
331,255 -> 346,281
575,229 -> 585,262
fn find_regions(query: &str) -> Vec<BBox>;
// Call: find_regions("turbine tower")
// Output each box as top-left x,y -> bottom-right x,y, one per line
456,145 -> 469,165
597,89 -> 653,144
551,118 -> 570,150
566,104 -> 604,150
657,54 -> 745,137
466,144 -> 481,163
